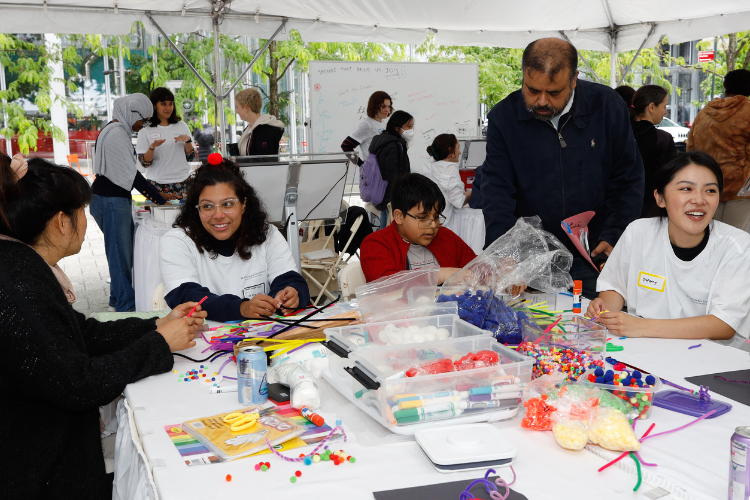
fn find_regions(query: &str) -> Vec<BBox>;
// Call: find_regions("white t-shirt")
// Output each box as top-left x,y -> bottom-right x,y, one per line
351,117 -> 386,158
422,158 -> 465,228
160,225 -> 298,301
407,244 -> 438,271
136,122 -> 192,184
597,218 -> 750,349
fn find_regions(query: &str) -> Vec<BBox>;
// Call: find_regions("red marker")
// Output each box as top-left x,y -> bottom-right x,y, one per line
186,296 -> 208,318
300,407 -> 325,427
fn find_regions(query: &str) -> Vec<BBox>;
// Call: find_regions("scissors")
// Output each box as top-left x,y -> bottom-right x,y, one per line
223,411 -> 260,432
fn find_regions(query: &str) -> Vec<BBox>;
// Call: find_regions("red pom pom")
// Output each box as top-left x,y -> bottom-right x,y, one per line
207,153 -> 223,165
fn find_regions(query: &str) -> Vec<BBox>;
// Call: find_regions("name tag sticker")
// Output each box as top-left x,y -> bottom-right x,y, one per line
149,132 -> 161,140
638,271 -> 666,292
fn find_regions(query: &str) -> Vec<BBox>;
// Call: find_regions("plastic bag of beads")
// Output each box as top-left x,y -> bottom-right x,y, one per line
553,421 -> 590,451
587,408 -> 641,452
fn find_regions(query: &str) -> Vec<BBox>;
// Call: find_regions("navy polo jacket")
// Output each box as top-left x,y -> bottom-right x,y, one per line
480,79 -> 644,254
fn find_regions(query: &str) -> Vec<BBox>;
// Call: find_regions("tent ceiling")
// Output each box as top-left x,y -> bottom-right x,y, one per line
1,0 -> 750,51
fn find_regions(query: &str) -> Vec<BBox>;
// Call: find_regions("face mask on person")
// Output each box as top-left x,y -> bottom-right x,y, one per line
401,129 -> 415,142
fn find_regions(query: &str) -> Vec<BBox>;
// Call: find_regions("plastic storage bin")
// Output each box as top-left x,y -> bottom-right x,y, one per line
579,369 -> 662,419
325,315 -> 489,376
522,315 -> 608,358
324,334 -> 534,433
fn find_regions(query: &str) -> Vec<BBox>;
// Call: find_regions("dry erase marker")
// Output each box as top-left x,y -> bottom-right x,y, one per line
210,385 -> 238,394
187,296 -> 208,317
394,390 -> 467,403
395,409 -> 462,424
469,391 -> 523,402
469,384 -> 523,396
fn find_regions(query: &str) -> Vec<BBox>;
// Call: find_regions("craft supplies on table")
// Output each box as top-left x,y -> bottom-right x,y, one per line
237,346 -> 269,405
414,424 -> 517,473
580,366 -> 662,419
324,314 -> 487,356
516,342 -> 603,382
324,334 -> 533,433
356,269 -> 439,323
182,406 -> 305,461
730,427 -> 750,500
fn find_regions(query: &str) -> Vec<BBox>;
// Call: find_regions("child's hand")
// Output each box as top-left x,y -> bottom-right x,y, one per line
596,311 -> 645,338
585,298 -> 607,319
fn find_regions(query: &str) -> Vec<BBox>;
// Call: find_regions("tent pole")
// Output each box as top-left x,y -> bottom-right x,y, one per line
558,31 -> 603,85
610,39 -> 617,88
617,24 -> 656,87
213,16 -> 226,156
146,13 -> 217,98
222,19 -> 287,99
118,36 -> 126,96
102,38 -> 112,121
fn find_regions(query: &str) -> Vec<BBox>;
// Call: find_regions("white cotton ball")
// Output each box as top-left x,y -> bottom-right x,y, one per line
415,295 -> 431,304
424,332 -> 437,342
412,332 -> 426,343
436,328 -> 451,340
402,332 -> 414,344
422,326 -> 438,336
408,326 -> 421,334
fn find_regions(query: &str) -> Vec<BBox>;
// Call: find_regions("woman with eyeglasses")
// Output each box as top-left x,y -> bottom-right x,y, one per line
341,91 -> 392,166
159,155 -> 311,322
91,93 -> 170,312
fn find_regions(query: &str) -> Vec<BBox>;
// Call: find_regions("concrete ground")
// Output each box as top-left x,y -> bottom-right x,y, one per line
57,207 -> 112,318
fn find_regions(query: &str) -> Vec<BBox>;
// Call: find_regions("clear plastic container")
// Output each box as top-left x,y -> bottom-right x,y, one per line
521,315 -> 608,359
579,369 -> 662,419
355,269 -> 438,323
358,302 -> 458,324
327,334 -> 534,428
325,314 -> 489,376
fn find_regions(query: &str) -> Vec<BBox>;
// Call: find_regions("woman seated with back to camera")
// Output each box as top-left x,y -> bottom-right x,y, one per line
160,154 -> 311,322
0,153 -> 204,498
587,151 -> 750,348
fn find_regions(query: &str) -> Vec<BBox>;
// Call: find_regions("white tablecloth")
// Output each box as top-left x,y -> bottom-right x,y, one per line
133,218 -> 170,312
116,329 -> 749,500
447,207 -> 485,255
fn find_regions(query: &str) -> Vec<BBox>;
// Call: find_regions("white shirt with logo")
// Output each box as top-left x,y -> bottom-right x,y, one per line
160,225 -> 297,301
136,122 -> 192,184
351,117 -> 386,157
597,218 -> 750,349
407,244 -> 439,271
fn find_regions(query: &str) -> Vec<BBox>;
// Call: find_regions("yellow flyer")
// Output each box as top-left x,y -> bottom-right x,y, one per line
183,407 -> 305,461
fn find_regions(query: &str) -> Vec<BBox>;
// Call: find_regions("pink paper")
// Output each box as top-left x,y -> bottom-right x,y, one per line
561,211 -> 598,272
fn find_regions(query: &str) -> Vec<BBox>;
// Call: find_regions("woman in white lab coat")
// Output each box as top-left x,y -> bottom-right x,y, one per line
422,133 -> 471,232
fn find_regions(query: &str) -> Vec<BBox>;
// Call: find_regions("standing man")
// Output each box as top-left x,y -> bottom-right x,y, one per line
687,69 -> 750,232
481,38 -> 643,298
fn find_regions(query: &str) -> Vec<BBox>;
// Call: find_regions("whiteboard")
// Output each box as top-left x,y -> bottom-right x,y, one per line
309,61 -> 479,170
240,165 -> 288,223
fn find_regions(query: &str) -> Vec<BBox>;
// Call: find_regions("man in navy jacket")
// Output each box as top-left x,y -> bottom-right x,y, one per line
481,38 -> 643,297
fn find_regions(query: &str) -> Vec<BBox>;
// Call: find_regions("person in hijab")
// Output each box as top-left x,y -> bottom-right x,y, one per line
90,94 -> 170,312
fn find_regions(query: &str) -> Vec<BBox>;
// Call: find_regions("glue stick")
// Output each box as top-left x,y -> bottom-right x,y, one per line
572,280 -> 582,314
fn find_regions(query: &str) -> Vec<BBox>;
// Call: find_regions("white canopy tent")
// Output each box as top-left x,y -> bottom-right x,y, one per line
3,0 -> 750,152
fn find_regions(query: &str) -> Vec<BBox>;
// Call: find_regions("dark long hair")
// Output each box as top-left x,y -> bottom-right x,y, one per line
654,151 -> 724,219
427,134 -> 458,161
147,87 -> 181,127
175,158 -> 269,260
385,110 -> 413,137
0,154 -> 91,245
630,85 -> 668,122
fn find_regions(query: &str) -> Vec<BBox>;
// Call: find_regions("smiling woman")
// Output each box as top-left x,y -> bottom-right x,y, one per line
587,151 -> 750,350
159,157 -> 311,322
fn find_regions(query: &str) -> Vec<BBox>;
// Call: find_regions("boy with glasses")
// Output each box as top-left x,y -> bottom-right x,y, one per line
360,174 -> 476,283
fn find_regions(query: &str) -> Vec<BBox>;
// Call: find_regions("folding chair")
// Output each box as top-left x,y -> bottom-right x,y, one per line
67,154 -> 92,178
339,261 -> 366,302
300,214 -> 365,306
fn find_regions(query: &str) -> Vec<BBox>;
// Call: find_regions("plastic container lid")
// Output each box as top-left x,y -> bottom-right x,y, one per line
652,390 -> 733,418
415,423 -> 517,472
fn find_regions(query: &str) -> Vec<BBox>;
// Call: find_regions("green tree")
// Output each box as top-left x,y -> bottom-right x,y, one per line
694,33 -> 750,98
1,34 -> 80,153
